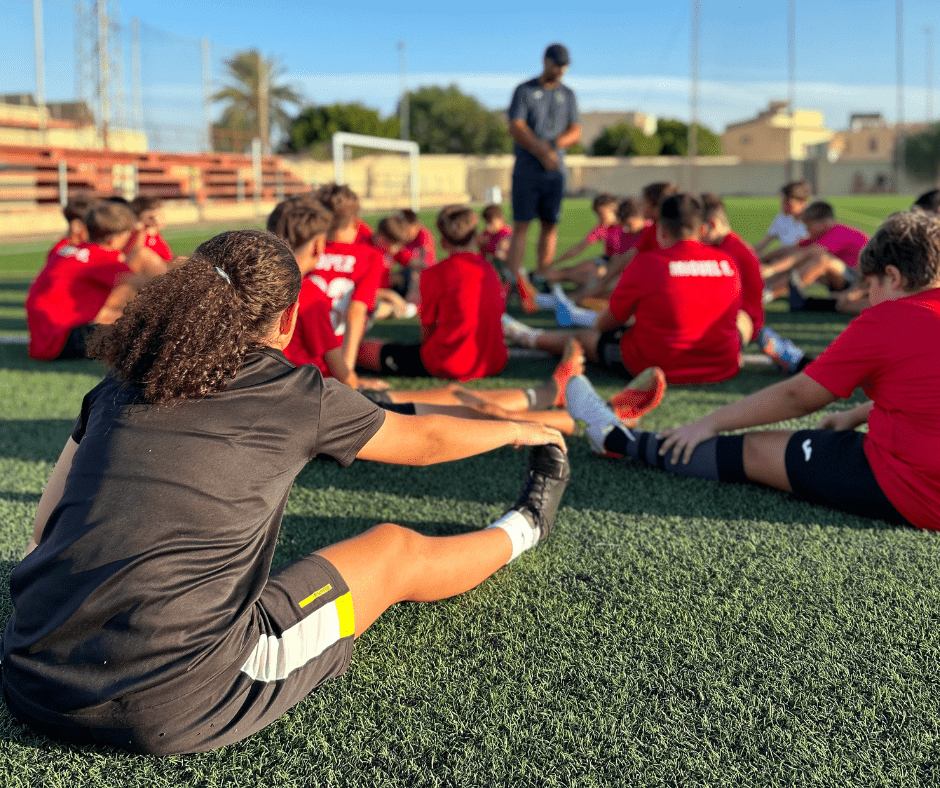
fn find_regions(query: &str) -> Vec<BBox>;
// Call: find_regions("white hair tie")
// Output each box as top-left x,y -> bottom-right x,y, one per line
214,266 -> 231,285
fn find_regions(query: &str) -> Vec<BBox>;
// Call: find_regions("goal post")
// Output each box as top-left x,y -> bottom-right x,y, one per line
331,132 -> 420,212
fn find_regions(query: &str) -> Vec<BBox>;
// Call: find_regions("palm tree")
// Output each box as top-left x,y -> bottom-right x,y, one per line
212,49 -> 302,154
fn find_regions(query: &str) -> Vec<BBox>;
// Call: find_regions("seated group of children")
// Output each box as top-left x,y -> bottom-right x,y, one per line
24,183 -> 940,537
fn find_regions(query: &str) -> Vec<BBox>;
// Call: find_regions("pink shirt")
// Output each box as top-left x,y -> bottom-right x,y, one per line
585,224 -> 621,257
799,224 -> 869,269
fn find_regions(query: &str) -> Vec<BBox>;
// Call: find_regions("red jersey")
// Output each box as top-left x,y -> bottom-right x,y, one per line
586,223 -> 622,257
26,243 -> 130,360
395,227 -> 437,269
419,252 -> 507,381
46,237 -> 76,267
608,239 -> 742,384
355,221 -> 373,244
145,232 -> 173,262
610,228 -> 644,257
635,224 -> 660,254
283,278 -> 342,376
309,241 -> 384,336
478,225 -> 512,257
799,224 -> 869,269
804,288 -> 940,530
717,231 -> 765,332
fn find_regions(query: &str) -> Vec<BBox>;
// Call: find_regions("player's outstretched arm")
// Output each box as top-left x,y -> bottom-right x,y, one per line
342,300 -> 370,371
357,411 -> 566,466
552,236 -> 593,266
26,437 -> 79,557
658,373 -> 837,465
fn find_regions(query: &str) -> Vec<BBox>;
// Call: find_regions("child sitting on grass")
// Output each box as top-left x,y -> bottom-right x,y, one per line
393,209 -> 437,292
369,215 -> 420,320
478,203 -> 514,280
754,180 -> 811,256
357,205 -> 507,381
45,195 -> 96,264
542,193 -> 619,289
566,208 -> 940,531
26,201 -> 154,361
762,201 -> 869,313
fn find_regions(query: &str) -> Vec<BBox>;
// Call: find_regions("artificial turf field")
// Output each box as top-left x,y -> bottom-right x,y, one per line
1,194 -> 939,787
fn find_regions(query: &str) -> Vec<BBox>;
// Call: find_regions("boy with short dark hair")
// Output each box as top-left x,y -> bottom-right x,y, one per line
130,196 -> 173,261
914,189 -> 940,214
543,193 -> 619,288
478,203 -> 513,275
310,183 -> 386,370
46,195 -> 97,265
567,209 -> 940,531
26,202 -> 151,360
754,180 -> 811,255
370,214 -> 419,319
394,208 -> 437,273
356,205 -> 507,381
503,193 -> 743,386
763,200 -> 869,312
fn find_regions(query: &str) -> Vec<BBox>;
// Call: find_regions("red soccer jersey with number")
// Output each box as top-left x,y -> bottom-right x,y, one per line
308,242 -> 384,336
799,223 -> 869,269
283,278 -> 342,376
395,227 -> 437,269
145,232 -> 174,262
717,231 -> 765,333
419,252 -> 507,381
26,243 -> 130,360
608,239 -> 742,384
804,288 -> 940,530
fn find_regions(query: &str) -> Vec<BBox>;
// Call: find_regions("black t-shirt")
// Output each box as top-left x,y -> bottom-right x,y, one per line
2,348 -> 385,713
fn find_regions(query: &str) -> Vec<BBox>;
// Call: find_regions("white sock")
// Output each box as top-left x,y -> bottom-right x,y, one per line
487,510 -> 539,562
534,292 -> 556,310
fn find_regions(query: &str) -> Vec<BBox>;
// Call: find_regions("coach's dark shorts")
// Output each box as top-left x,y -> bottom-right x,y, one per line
377,342 -> 431,377
784,429 -> 909,525
4,554 -> 355,755
595,328 -> 637,379
56,324 -> 97,360
512,161 -> 565,224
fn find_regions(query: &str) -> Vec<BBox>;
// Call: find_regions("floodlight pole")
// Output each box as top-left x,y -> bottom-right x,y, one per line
202,38 -> 212,153
687,0 -> 700,192
131,17 -> 143,133
787,0 -> 796,182
398,41 -> 410,141
33,0 -> 47,143
895,0 -> 904,193
927,26 -> 934,123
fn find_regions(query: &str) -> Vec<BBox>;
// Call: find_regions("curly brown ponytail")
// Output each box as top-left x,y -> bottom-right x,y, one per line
89,229 -> 301,404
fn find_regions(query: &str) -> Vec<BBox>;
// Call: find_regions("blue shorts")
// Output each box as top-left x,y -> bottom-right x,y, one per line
511,160 -> 565,224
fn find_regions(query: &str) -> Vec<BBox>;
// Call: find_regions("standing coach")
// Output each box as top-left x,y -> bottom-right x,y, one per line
506,43 -> 582,310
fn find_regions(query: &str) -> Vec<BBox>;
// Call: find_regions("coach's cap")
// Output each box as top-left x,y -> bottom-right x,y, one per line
544,43 -> 571,66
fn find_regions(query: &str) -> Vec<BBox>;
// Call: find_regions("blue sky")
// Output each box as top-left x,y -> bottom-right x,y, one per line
4,0 -> 940,139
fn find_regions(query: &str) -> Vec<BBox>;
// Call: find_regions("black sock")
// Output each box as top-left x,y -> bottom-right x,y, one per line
794,354 -> 814,373
801,297 -> 838,312
604,427 -> 747,483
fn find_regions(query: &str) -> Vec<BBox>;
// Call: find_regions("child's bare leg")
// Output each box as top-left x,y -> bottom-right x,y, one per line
406,402 -> 576,434
318,522 -> 512,636
544,260 -> 603,287
536,330 -> 601,363
761,246 -> 813,282
742,430 -> 794,491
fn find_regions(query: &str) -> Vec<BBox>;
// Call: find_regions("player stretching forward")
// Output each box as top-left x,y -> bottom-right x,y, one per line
567,209 -> 940,530
3,229 -> 571,755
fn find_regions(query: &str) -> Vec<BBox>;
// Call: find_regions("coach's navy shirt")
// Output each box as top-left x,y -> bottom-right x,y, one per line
508,77 -> 579,170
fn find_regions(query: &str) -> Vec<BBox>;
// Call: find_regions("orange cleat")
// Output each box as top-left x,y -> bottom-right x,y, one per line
609,367 -> 666,427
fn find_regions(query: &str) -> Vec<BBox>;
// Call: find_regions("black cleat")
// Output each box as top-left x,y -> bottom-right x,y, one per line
509,444 -> 571,541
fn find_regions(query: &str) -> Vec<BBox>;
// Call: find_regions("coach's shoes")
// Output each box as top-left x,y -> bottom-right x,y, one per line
510,444 -> 571,541
609,366 -> 666,427
566,374 -> 631,455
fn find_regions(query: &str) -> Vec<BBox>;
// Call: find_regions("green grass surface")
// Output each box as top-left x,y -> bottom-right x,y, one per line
2,197 -> 939,786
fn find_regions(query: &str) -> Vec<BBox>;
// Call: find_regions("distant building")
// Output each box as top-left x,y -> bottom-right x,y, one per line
823,113 -> 930,163
578,111 -> 657,150
721,100 -> 834,162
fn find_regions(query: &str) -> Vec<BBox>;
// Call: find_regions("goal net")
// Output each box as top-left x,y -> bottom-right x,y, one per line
332,132 -> 420,211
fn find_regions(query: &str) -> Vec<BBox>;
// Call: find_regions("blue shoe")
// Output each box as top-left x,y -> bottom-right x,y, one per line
758,326 -> 805,374
553,285 -> 575,327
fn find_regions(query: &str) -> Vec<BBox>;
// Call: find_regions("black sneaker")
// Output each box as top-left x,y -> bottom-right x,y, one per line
509,444 -> 571,541
788,269 -> 807,311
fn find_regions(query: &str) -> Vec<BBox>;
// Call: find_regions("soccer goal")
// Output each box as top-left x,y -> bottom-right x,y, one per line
332,132 -> 420,212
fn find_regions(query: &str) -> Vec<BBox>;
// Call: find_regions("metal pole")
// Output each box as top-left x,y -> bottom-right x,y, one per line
97,0 -> 110,148
895,0 -> 904,193
252,137 -> 262,214
927,26 -> 934,123
131,17 -> 142,132
58,160 -> 68,207
787,0 -> 796,181
256,50 -> 270,156
201,37 -> 212,152
687,0 -> 700,192
398,41 -> 409,140
33,0 -> 47,144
